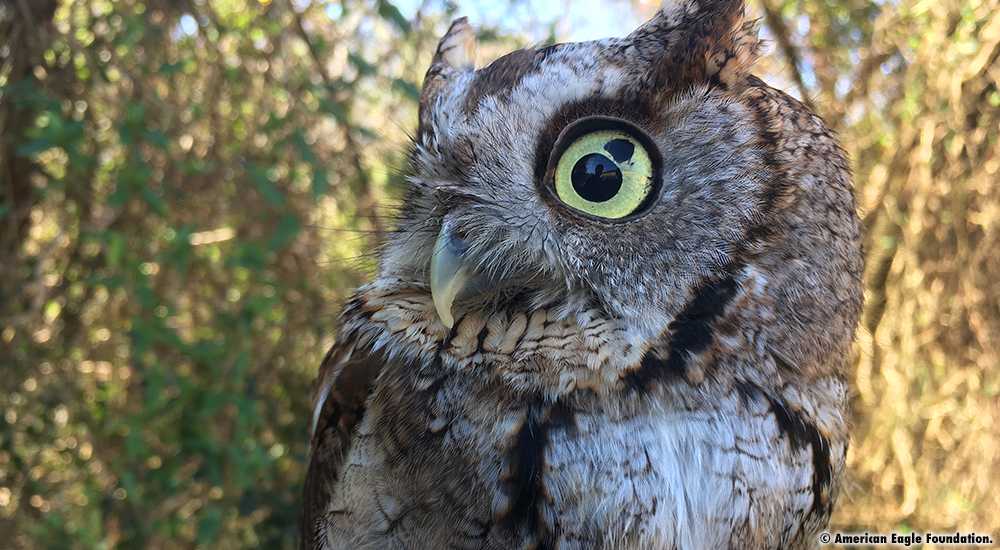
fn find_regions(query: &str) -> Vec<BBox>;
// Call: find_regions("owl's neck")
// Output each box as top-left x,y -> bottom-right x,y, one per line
340,276 -> 849,443
339,277 -> 661,400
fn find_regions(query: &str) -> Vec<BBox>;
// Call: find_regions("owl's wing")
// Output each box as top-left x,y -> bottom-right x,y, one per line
297,342 -> 385,550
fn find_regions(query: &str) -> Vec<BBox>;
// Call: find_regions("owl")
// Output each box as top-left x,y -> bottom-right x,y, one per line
298,0 -> 864,548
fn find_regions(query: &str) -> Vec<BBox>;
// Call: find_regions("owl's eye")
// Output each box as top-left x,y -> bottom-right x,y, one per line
553,128 -> 654,219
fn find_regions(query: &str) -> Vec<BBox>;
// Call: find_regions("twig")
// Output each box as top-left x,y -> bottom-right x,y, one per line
760,0 -> 816,112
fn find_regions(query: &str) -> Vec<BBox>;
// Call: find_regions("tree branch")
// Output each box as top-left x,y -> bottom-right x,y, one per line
760,0 -> 816,112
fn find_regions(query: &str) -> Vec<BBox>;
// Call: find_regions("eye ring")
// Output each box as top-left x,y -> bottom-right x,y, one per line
543,116 -> 661,221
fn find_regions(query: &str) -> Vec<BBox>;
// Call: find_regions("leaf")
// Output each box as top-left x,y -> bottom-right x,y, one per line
118,125 -> 136,146
15,139 -> 54,157
62,119 -> 86,140
124,418 -> 145,459
260,111 -> 288,133
125,100 -> 147,124
291,129 -> 317,164
232,348 -> 250,379
202,391 -> 226,417
226,241 -> 267,270
347,52 -> 377,77
197,507 -> 224,545
44,300 -> 61,321
268,213 -> 300,251
313,35 -> 327,54
85,273 -> 125,289
106,232 -> 125,267
140,186 -> 168,215
311,168 -> 329,200
392,78 -> 420,101
162,225 -> 195,273
233,395 -> 263,425
67,148 -> 92,172
128,317 -> 155,358
143,129 -> 171,149
134,284 -> 156,309
157,60 -> 185,74
143,362 -> 165,413
247,164 -> 285,207
377,0 -> 411,34
108,179 -> 132,208
120,470 -> 139,498
318,97 -> 349,124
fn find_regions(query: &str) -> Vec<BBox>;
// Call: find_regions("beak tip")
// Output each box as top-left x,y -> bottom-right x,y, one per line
435,301 -> 456,329
430,221 -> 472,330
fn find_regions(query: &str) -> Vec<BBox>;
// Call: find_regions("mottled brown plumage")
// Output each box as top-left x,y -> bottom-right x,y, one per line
299,1 -> 863,548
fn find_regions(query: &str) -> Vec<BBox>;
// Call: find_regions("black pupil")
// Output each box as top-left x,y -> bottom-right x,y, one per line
571,153 -> 623,203
570,139 -> 634,203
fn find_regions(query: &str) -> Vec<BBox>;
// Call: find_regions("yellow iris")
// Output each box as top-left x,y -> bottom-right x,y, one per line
553,129 -> 654,219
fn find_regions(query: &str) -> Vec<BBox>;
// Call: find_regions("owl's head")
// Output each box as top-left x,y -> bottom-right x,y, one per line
381,0 -> 861,368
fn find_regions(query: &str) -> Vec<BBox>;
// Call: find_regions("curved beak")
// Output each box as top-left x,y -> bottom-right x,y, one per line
429,221 -> 505,328
430,221 -> 477,328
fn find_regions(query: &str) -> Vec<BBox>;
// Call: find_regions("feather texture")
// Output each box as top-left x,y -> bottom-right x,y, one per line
299,1 -> 862,548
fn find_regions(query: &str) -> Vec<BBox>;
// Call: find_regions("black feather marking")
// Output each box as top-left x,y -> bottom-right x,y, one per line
441,314 -> 466,350
504,413 -> 547,531
766,395 -> 810,452
498,403 -> 575,549
765,394 -> 833,516
475,323 -> 490,354
623,270 -> 742,388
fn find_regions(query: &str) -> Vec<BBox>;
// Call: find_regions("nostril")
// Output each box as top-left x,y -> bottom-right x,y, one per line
439,219 -> 471,258
450,225 -> 470,244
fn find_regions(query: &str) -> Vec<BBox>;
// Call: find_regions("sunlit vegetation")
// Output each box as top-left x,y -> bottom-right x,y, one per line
0,0 -> 451,547
1,0 -> 997,548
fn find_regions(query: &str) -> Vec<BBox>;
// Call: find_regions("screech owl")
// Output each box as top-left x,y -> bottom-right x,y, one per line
298,0 -> 864,549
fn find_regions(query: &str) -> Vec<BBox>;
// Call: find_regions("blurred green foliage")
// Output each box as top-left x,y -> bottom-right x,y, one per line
0,0 -> 455,547
2,0 -> 999,548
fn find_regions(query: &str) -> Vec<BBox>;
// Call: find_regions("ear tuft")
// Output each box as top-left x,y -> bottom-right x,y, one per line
647,0 -> 761,94
713,18 -> 762,87
433,17 -> 477,71
419,18 -> 478,138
